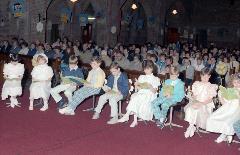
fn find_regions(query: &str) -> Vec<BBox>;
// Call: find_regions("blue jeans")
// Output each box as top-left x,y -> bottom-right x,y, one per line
152,97 -> 176,121
68,86 -> 100,111
233,120 -> 240,139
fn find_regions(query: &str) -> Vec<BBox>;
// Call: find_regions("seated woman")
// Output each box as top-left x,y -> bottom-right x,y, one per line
184,68 -> 218,138
118,60 -> 160,127
206,73 -> 240,143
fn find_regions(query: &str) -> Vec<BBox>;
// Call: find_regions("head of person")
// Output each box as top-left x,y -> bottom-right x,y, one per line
197,58 -> 202,65
101,50 -> 108,56
54,46 -> 61,53
210,57 -> 216,64
200,67 -> 212,83
69,55 -> 78,69
166,57 -> 173,65
169,66 -> 180,80
44,43 -> 51,51
133,55 -> 140,62
12,40 -> 19,47
90,56 -> 102,69
150,54 -> 157,63
30,43 -> 36,49
143,60 -> 154,75
109,62 -> 121,76
159,54 -> 166,61
115,51 -> 123,61
9,54 -> 20,65
203,54 -> 208,61
135,48 -> 140,54
37,54 -> 48,65
228,73 -> 240,89
21,42 -> 28,49
37,44 -> 44,51
185,59 -> 191,66
223,57 -> 229,63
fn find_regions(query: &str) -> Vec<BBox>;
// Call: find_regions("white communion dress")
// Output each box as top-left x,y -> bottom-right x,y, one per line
206,88 -> 240,135
126,74 -> 160,121
29,63 -> 53,100
2,62 -> 24,99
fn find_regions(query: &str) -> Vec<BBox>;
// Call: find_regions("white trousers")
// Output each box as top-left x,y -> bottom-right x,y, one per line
50,84 -> 76,103
95,92 -> 123,117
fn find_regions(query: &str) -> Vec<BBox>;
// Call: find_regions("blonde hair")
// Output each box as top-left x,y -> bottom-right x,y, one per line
227,73 -> 240,88
37,55 -> 47,63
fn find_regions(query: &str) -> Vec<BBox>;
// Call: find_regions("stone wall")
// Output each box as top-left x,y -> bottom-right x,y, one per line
0,0 -> 239,47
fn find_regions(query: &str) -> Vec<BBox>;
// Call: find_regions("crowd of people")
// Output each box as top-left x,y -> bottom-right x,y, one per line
0,37 -> 240,151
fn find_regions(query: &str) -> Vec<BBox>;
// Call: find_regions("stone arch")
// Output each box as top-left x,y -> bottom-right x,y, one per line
119,0 -> 148,45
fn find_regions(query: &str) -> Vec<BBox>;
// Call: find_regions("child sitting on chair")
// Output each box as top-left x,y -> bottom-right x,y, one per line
184,68 -> 218,138
233,120 -> 240,151
2,54 -> 24,108
29,53 -> 54,111
118,60 -> 160,128
93,62 -> 129,124
59,56 -> 105,115
206,73 -> 240,143
152,66 -> 185,129
50,55 -> 84,109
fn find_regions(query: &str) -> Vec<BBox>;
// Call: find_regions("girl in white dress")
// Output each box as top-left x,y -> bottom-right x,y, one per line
206,73 -> 240,143
2,54 -> 24,108
184,68 -> 218,138
118,60 -> 160,127
29,53 -> 53,111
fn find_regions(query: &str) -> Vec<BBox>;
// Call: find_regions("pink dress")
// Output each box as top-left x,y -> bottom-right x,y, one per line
184,81 -> 218,129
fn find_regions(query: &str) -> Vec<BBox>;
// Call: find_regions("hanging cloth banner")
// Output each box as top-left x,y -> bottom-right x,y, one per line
79,13 -> 88,26
10,0 -> 25,18
60,7 -> 72,24
124,13 -> 132,24
136,19 -> 144,30
148,16 -> 155,25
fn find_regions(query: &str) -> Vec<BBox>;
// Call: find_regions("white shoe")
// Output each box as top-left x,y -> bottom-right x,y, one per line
227,135 -> 232,144
189,126 -> 196,138
59,107 -> 75,115
92,112 -> 100,120
215,134 -> 227,143
40,104 -> 48,111
118,115 -> 129,123
130,121 -> 138,128
107,117 -> 118,124
29,106 -> 33,111
184,126 -> 192,138
10,103 -> 15,108
15,103 -> 21,107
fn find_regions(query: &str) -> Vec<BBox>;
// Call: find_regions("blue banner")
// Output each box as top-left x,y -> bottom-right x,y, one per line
10,0 -> 25,17
79,13 -> 88,26
60,7 -> 72,23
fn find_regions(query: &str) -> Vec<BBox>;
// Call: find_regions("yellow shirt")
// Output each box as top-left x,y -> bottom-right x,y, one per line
86,67 -> 105,88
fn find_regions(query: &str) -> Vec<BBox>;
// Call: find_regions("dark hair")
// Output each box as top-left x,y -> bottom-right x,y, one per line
91,56 -> 102,64
200,67 -> 212,76
143,60 -> 154,70
21,42 -> 28,47
169,66 -> 180,75
69,55 -> 78,64
9,54 -> 20,62
110,62 -> 120,70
